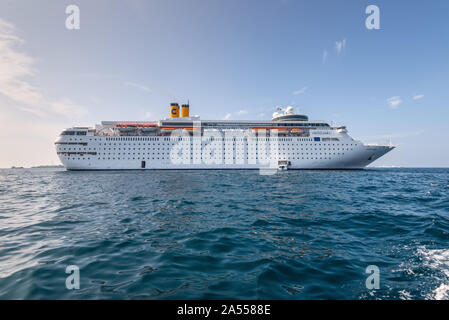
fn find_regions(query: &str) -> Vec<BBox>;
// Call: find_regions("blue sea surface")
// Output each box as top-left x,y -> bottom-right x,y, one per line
0,168 -> 448,299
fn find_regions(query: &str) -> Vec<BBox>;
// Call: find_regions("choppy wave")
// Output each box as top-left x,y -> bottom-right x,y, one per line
0,167 -> 448,299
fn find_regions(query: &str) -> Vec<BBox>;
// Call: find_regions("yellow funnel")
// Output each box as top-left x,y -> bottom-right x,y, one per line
181,104 -> 189,117
170,103 -> 179,118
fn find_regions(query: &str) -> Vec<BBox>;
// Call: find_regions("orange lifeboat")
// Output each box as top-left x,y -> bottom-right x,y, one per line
137,123 -> 157,128
117,123 -> 137,132
182,127 -> 200,130
161,127 -> 179,134
290,128 -> 303,134
271,128 -> 288,135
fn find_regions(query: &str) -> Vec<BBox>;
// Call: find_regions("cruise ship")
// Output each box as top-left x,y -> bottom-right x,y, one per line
55,103 -> 394,170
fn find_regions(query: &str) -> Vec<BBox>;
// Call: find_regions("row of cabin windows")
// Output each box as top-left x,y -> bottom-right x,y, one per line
68,137 -> 329,142
59,142 -> 356,150
106,137 -> 169,141
65,136 -> 351,145
200,123 -> 329,127
63,147 -> 350,155
60,145 -> 353,152
61,131 -> 87,136
94,142 -> 356,147
63,150 -> 347,158
66,156 -> 338,161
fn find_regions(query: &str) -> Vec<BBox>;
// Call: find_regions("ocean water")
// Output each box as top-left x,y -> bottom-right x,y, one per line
0,168 -> 448,300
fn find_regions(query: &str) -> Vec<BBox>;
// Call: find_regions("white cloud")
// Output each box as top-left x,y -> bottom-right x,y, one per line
322,50 -> 328,64
335,38 -> 346,55
237,109 -> 248,115
0,18 -> 86,117
293,86 -> 307,95
124,81 -> 151,93
223,113 -> 232,120
387,96 -> 402,108
412,94 -> 424,100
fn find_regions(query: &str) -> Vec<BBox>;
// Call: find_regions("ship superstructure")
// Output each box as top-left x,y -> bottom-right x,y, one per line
55,103 -> 394,170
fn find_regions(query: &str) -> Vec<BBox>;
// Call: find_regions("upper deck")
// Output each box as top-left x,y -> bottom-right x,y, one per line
101,118 -> 331,128
59,105 -> 346,138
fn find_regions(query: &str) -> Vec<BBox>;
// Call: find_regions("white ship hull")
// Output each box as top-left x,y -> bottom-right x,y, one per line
55,105 -> 394,170
56,135 -> 394,170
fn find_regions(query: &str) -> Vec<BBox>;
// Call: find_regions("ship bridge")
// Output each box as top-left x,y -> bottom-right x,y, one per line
272,106 -> 308,121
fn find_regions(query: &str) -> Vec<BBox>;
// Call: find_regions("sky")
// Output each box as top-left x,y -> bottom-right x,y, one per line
0,0 -> 448,167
